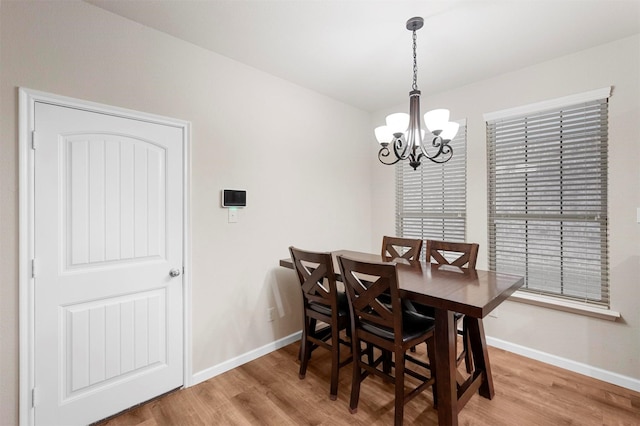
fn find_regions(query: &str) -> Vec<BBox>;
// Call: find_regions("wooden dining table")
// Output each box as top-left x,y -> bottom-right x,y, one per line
280,249 -> 524,426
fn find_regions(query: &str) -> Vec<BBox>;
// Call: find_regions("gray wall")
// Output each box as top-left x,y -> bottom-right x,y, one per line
0,2 -> 373,424
2,1 -> 638,424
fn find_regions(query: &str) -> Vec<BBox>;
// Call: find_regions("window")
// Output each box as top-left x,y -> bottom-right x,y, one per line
396,121 -> 467,261
486,88 -> 610,307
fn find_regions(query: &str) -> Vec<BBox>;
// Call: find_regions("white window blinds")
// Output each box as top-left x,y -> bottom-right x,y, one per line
486,93 -> 609,306
396,122 -> 467,261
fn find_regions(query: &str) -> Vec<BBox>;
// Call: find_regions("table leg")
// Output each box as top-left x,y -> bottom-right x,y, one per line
434,308 -> 457,426
466,316 -> 495,399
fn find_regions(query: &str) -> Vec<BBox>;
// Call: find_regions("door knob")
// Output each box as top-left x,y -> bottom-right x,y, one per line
169,268 -> 181,277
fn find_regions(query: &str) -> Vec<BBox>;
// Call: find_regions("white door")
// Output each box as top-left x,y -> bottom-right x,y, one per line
33,102 -> 184,425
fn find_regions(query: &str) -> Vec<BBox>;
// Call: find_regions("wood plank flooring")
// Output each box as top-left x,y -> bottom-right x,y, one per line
97,341 -> 640,425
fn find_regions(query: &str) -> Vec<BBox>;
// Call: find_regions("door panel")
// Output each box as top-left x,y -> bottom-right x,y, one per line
64,134 -> 166,267
34,102 -> 184,425
63,289 -> 166,399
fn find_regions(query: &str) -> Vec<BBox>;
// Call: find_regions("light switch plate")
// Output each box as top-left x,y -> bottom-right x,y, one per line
637,208 -> 640,223
228,208 -> 238,223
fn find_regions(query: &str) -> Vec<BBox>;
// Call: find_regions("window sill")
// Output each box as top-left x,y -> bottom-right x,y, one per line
508,291 -> 621,321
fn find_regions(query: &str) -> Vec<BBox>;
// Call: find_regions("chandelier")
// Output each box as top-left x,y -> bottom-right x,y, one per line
375,17 -> 459,170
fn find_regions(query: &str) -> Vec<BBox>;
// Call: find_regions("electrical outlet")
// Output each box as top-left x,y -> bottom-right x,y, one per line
267,307 -> 276,322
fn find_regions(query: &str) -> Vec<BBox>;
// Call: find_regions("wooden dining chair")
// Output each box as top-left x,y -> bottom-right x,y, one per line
337,255 -> 437,426
423,239 -> 479,372
289,247 -> 352,400
381,236 -> 423,262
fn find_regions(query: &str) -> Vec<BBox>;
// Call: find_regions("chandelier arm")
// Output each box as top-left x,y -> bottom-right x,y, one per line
392,136 -> 411,160
378,146 -> 402,166
420,136 -> 454,164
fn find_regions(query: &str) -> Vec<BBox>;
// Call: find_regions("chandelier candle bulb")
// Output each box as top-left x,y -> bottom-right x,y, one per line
441,122 -> 460,141
375,126 -> 394,145
385,113 -> 410,135
424,109 -> 450,133
375,16 -> 457,170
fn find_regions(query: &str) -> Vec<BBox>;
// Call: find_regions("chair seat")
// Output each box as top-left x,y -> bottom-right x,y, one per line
361,309 -> 435,342
308,291 -> 349,317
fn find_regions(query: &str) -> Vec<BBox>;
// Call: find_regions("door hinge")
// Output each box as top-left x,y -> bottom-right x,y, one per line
31,388 -> 36,408
31,259 -> 36,278
31,130 -> 37,150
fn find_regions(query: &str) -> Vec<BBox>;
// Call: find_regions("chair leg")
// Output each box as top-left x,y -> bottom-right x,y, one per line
426,336 -> 437,408
299,316 -> 314,379
394,350 -> 405,426
382,349 -> 392,374
329,324 -> 340,400
366,342 -> 374,365
349,338 -> 362,414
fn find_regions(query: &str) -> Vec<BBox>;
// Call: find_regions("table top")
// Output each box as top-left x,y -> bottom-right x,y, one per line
280,249 -> 524,319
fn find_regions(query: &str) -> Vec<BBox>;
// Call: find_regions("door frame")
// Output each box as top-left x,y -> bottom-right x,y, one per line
18,88 -> 192,426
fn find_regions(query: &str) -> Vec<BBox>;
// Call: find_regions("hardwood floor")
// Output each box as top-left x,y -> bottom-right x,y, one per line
98,341 -> 640,425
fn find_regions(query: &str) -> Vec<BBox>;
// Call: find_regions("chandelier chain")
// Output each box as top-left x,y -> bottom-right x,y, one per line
412,29 -> 418,91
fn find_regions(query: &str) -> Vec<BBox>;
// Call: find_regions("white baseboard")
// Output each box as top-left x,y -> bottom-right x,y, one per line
189,331 -> 639,393
486,336 -> 640,392
190,331 -> 302,386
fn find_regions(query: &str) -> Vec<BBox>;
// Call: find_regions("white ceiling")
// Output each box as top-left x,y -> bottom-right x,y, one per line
86,0 -> 640,112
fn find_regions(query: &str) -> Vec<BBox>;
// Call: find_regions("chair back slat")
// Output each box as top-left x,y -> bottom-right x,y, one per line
425,240 -> 479,270
349,276 -> 394,325
381,236 -> 423,262
299,264 -> 331,308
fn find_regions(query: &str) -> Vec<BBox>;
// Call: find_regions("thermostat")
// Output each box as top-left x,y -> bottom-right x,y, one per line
221,189 -> 246,208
